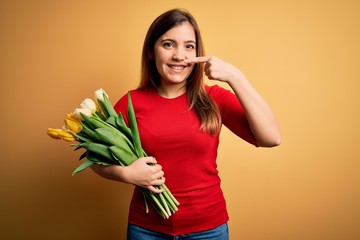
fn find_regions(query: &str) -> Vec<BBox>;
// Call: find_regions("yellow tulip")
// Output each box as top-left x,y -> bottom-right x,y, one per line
47,128 -> 76,142
65,113 -> 82,133
47,128 -> 62,139
58,130 -> 76,142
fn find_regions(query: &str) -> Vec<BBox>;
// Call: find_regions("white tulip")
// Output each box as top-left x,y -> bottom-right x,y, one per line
80,98 -> 97,114
73,107 -> 92,120
94,88 -> 108,103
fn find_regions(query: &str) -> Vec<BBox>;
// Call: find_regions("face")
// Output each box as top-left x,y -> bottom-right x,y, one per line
154,22 -> 196,91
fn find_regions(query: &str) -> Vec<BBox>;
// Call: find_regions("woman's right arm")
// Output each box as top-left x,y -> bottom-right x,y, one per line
90,156 -> 165,193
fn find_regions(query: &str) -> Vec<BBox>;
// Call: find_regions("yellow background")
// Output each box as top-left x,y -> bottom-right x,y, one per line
1,0 -> 359,239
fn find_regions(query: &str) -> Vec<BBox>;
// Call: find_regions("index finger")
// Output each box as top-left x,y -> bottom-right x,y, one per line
185,56 -> 211,64
148,185 -> 164,194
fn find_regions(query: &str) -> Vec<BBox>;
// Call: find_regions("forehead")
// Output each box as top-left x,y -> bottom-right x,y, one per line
158,22 -> 196,42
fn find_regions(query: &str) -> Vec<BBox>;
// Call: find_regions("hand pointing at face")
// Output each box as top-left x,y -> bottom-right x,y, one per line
185,56 -> 242,83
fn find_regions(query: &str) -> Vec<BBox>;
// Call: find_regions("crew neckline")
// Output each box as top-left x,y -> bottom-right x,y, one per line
155,90 -> 187,100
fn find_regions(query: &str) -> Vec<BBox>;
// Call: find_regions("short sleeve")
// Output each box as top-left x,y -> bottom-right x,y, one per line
207,85 -> 258,147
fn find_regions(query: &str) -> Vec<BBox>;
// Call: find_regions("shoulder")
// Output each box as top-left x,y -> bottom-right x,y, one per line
205,84 -> 232,95
205,84 -> 234,103
114,88 -> 157,112
119,88 -> 156,100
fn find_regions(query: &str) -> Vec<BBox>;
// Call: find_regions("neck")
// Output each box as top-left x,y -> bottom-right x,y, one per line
158,83 -> 186,98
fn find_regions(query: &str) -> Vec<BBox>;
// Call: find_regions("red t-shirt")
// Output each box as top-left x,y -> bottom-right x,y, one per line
114,84 -> 257,236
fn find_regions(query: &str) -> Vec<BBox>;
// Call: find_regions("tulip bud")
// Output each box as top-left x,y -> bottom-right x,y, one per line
47,128 -> 62,139
58,130 -> 76,142
80,98 -> 97,114
47,128 -> 76,142
65,113 -> 82,133
94,88 -> 108,103
73,107 -> 92,121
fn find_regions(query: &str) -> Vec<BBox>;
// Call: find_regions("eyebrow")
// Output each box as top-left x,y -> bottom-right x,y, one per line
160,39 -> 196,44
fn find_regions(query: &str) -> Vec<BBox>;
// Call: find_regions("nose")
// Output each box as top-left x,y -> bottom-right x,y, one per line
172,47 -> 186,61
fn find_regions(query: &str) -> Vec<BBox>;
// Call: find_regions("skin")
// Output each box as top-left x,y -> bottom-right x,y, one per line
154,22 -> 196,98
185,56 -> 282,147
91,22 -> 281,193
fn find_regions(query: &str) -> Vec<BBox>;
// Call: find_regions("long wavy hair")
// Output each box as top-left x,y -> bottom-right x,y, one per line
138,8 -> 221,135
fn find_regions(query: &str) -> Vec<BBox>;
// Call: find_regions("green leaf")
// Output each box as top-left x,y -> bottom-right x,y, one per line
79,151 -> 87,160
81,113 -> 112,130
115,116 -> 133,140
79,114 -> 94,130
109,145 -> 137,166
102,114 -> 132,141
127,91 -> 144,157
106,115 -> 117,127
75,142 -> 113,160
70,130 -> 93,143
116,112 -> 126,126
81,123 -> 100,141
97,99 -> 110,118
86,151 -> 117,164
94,111 -> 107,121
102,92 -> 117,117
94,127 -> 134,152
72,159 -> 94,176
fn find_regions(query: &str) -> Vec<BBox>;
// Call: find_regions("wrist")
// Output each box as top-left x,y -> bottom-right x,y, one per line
226,69 -> 245,86
110,165 -> 130,183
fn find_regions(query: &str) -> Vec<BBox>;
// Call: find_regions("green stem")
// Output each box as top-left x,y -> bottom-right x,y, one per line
159,192 -> 171,217
162,184 -> 180,206
161,188 -> 178,212
143,192 -> 149,213
143,190 -> 168,219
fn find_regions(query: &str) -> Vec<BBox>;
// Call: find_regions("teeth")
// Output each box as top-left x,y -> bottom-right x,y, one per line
169,65 -> 185,70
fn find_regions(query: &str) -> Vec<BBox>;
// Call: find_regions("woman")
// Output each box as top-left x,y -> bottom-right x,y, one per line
92,8 -> 281,239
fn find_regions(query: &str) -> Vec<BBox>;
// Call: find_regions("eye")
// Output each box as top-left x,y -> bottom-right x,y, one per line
187,44 -> 195,49
163,42 -> 174,48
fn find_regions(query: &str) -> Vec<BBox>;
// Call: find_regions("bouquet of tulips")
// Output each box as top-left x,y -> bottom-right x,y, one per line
47,89 -> 179,219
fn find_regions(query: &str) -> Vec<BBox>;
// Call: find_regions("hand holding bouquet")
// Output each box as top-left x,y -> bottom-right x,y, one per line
47,89 -> 179,219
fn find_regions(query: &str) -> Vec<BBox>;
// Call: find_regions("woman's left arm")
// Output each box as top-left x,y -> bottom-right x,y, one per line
186,56 -> 282,147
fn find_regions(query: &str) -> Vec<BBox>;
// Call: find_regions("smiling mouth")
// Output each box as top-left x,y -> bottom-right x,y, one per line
168,64 -> 186,70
